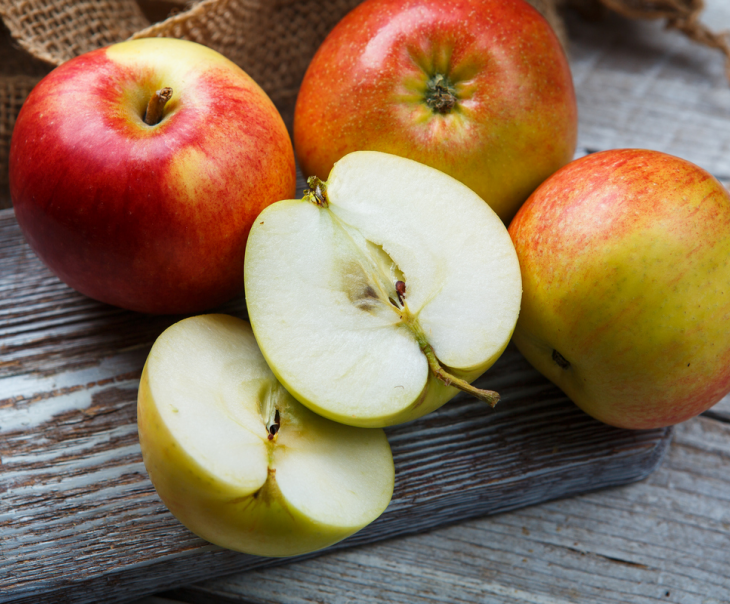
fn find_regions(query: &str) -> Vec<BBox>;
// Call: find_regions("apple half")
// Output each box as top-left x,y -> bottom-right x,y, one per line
137,314 -> 395,557
244,151 -> 522,427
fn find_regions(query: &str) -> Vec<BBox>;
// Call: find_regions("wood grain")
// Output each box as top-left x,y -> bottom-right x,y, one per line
0,205 -> 669,604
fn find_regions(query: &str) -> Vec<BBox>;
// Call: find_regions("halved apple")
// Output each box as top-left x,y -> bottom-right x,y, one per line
244,151 -> 522,427
137,314 -> 395,557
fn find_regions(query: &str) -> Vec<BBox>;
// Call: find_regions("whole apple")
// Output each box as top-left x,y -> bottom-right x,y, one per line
293,0 -> 577,223
10,38 -> 296,314
509,149 -> 730,429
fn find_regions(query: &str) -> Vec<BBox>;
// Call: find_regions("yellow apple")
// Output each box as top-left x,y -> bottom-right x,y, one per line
509,149 -> 730,429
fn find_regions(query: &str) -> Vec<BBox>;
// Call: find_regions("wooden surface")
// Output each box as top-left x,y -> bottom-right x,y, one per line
0,200 -> 670,603
4,5 -> 730,604
134,6 -> 730,604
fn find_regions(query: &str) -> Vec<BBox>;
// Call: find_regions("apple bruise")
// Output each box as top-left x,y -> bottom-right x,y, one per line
303,178 -> 500,407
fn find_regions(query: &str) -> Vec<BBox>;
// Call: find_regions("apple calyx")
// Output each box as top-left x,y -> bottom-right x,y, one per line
144,87 -> 173,126
304,176 -> 329,207
425,74 -> 457,114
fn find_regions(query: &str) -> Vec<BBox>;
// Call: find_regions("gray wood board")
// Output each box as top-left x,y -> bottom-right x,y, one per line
0,206 -> 671,604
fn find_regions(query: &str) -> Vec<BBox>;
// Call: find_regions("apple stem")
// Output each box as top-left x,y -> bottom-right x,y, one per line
419,340 -> 500,408
144,87 -> 173,126
303,176 -> 329,207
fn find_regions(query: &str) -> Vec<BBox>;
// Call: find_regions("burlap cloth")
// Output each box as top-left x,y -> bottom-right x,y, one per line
0,0 -> 727,208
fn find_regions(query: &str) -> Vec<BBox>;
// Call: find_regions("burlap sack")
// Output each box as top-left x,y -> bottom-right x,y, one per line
0,0 -> 725,209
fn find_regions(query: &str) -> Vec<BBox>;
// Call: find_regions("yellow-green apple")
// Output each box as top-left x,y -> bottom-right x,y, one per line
293,0 -> 577,224
509,149 -> 730,429
244,151 -> 522,428
138,314 -> 395,556
10,37 -> 295,314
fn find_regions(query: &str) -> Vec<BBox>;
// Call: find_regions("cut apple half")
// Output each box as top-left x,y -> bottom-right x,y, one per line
244,151 -> 522,427
137,314 -> 395,557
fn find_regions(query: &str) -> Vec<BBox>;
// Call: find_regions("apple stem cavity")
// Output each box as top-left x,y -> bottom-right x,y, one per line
304,176 -> 329,207
425,74 -> 457,115
143,87 -> 173,126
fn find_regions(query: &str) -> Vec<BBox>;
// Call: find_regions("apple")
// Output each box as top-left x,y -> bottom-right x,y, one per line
509,149 -> 730,429
293,0 -> 577,224
10,37 -> 296,315
244,151 -> 522,428
137,314 -> 395,557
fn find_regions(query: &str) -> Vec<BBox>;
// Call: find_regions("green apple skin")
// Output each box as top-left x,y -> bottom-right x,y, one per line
293,0 -> 577,223
509,149 -> 730,429
138,315 -> 394,557
10,38 -> 295,314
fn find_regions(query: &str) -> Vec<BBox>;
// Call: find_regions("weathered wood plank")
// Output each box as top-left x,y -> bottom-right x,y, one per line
570,9 -> 730,179
162,417 -> 730,604
0,205 -> 669,604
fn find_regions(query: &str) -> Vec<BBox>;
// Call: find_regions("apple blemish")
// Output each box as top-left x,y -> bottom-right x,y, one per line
552,350 -> 570,369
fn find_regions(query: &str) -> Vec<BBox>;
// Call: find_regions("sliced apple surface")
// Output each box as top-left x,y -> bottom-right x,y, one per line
137,314 -> 395,557
244,151 -> 522,427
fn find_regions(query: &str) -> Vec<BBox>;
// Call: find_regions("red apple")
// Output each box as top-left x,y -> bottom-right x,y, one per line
509,149 -> 730,429
293,0 -> 577,223
10,37 -> 296,315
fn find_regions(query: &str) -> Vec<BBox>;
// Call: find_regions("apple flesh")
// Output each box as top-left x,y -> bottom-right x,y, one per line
137,314 -> 395,557
293,0 -> 577,223
10,37 -> 296,314
509,149 -> 730,429
244,151 -> 522,428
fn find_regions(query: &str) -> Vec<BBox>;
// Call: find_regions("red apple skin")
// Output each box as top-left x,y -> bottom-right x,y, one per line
509,149 -> 730,429
10,38 -> 295,315
293,0 -> 577,223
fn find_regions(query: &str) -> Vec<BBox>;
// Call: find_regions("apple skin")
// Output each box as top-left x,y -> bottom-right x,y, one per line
509,149 -> 730,429
293,0 -> 577,223
10,38 -> 296,314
